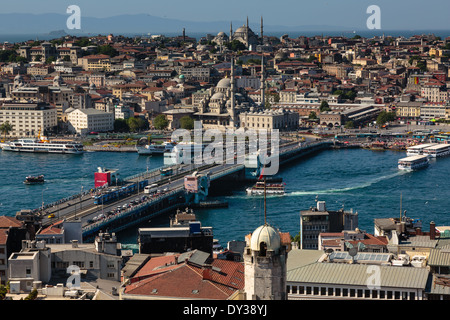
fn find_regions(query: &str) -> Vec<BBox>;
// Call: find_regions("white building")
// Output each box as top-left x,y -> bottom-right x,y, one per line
0,101 -> 57,137
114,105 -> 134,120
66,107 -> 114,134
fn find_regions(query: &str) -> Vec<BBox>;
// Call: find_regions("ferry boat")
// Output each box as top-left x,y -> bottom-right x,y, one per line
136,141 -> 176,155
246,181 -> 285,195
1,138 -> 84,154
398,155 -> 429,171
406,143 -> 437,156
23,175 -> 45,185
422,144 -> 450,158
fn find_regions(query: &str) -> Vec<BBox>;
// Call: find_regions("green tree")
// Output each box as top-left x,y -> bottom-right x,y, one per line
127,117 -> 146,132
153,114 -> 169,130
179,116 -> 194,130
113,118 -> 129,132
24,288 -> 38,300
226,40 -> 246,52
96,45 -> 118,57
308,111 -> 317,119
0,121 -> 13,141
319,101 -> 331,112
376,111 -> 396,126
344,120 -> 354,129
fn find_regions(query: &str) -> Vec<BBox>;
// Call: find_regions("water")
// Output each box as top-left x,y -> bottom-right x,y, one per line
1,148 -> 449,247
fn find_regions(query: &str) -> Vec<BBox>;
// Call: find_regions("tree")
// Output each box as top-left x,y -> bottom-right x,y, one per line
0,121 -> 13,141
179,116 -> 194,130
127,117 -> 146,132
226,40 -> 246,52
24,288 -> 38,300
376,111 -> 396,126
344,120 -> 354,129
113,119 -> 129,132
319,101 -> 331,112
308,111 -> 317,119
153,114 -> 169,130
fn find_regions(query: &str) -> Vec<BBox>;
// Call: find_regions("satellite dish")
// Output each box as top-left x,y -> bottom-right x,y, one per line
325,248 -> 334,255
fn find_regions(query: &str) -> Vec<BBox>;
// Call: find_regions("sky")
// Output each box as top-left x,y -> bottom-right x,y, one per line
2,0 -> 450,31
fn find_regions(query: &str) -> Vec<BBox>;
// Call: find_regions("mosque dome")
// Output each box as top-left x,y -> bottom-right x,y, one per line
216,78 -> 231,89
211,92 -> 225,100
250,224 -> 281,253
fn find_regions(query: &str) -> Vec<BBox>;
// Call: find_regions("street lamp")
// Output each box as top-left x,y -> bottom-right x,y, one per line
41,187 -> 48,211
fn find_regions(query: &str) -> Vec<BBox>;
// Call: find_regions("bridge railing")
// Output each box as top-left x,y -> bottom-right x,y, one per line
82,187 -> 184,234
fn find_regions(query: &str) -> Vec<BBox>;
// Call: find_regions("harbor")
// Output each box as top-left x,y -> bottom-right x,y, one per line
2,133 -> 450,247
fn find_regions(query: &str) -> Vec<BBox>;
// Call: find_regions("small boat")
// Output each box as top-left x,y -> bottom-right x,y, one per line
246,181 -> 285,195
137,141 -> 176,155
398,155 -> 429,171
24,175 -> 45,185
370,141 -> 386,151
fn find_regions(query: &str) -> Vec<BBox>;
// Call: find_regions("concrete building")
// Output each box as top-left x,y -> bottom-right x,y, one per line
300,200 -> 359,250
239,108 -> 299,131
35,220 -> 83,245
65,107 -> 114,134
0,101 -> 57,137
161,108 -> 194,130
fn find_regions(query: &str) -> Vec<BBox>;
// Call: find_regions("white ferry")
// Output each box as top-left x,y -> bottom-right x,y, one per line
398,155 -> 429,171
136,141 -> 176,155
246,181 -> 285,195
406,143 -> 437,156
422,144 -> 450,158
1,138 -> 84,154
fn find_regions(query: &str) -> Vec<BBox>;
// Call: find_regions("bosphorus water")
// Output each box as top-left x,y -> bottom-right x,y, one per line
1,148 -> 449,247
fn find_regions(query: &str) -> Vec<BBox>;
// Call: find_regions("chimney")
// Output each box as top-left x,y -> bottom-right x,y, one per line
202,266 -> 212,281
430,221 -> 436,240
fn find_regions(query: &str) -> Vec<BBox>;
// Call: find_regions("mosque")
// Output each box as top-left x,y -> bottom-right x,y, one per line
213,16 -> 264,50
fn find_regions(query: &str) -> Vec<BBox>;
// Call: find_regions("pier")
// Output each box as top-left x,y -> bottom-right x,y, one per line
28,138 -> 334,242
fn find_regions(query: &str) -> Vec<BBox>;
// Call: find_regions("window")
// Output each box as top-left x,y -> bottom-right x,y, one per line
292,286 -> 297,294
328,288 -> 334,296
89,261 -> 94,268
372,290 -> 378,299
335,288 -> 341,296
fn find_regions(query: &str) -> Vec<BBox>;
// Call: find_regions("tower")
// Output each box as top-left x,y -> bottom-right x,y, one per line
230,57 -> 236,126
260,55 -> 265,108
260,16 -> 264,44
229,22 -> 233,43
243,224 -> 287,300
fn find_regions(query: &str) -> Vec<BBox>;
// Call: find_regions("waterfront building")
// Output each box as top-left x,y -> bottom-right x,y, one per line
161,108 -> 194,130
300,201 -> 359,250
0,101 -> 57,137
35,220 -> 83,245
239,108 -> 299,131
65,107 -> 114,135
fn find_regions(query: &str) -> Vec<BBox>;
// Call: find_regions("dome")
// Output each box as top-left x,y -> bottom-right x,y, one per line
211,92 -> 225,100
216,78 -> 231,88
250,224 -> 281,253
179,74 -> 185,79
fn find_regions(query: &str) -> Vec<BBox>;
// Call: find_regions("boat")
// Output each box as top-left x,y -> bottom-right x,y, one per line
23,175 -> 45,185
369,141 -> 386,151
398,155 -> 429,171
136,141 -> 176,155
406,143 -> 437,156
422,144 -> 450,158
1,138 -> 84,154
213,239 -> 224,254
246,181 -> 285,195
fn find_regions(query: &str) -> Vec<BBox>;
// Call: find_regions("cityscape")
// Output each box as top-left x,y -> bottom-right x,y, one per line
0,1 -> 450,308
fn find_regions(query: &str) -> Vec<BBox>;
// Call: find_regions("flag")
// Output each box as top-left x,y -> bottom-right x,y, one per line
258,167 -> 265,180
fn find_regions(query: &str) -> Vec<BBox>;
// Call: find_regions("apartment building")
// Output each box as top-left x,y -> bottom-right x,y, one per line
78,54 -> 111,72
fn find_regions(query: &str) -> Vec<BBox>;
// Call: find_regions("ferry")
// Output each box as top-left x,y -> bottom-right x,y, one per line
398,155 -> 429,171
422,144 -> 450,158
1,138 -> 84,154
23,175 -> 45,185
136,141 -> 176,155
406,143 -> 437,156
246,181 -> 285,195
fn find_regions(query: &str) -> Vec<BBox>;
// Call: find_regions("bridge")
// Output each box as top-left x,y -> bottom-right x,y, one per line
33,138 -> 333,242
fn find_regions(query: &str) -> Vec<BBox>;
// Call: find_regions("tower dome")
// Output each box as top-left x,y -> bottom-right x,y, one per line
250,224 -> 281,253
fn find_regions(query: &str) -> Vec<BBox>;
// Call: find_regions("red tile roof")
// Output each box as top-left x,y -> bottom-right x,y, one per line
0,229 -> 8,245
0,216 -> 23,229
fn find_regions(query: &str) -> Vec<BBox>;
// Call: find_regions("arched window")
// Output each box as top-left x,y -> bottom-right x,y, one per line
259,242 -> 267,256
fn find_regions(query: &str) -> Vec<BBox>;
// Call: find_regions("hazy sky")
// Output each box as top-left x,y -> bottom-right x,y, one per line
2,0 -> 450,30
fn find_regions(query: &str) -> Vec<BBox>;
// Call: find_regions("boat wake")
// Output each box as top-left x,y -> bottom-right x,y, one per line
289,171 -> 406,196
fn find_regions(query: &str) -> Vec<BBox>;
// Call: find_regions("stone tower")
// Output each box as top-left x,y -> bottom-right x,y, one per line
244,224 -> 287,300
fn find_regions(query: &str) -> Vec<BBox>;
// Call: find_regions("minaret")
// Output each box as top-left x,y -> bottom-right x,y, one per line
260,16 -> 264,44
260,55 -> 265,108
230,21 -> 233,43
230,56 -> 236,126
